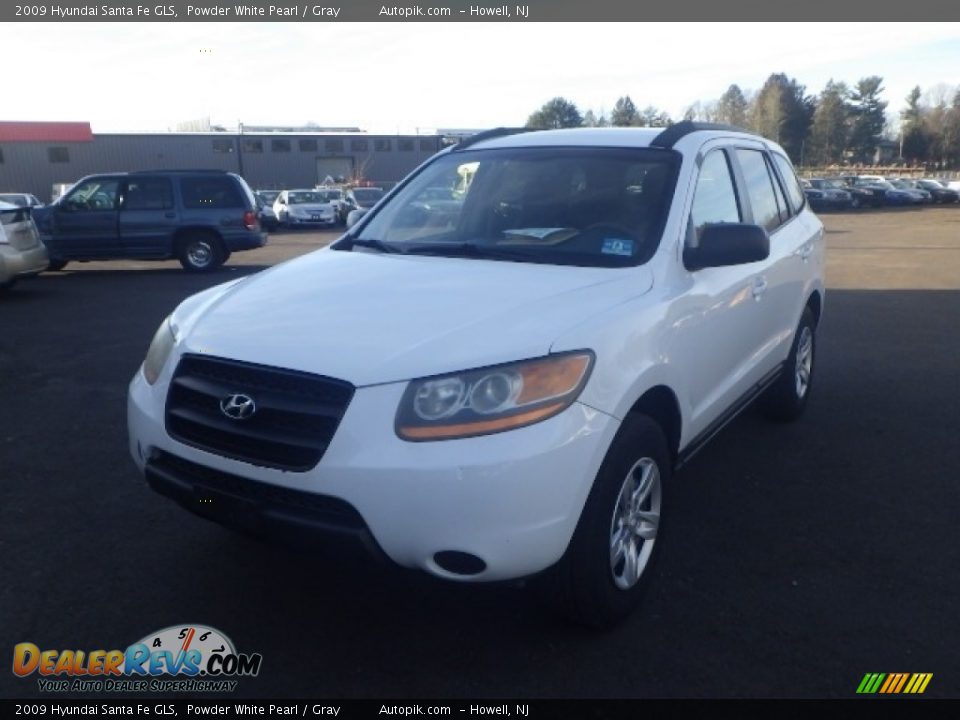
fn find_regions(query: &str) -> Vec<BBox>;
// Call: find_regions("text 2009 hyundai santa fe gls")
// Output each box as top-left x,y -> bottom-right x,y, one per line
128,123 -> 824,627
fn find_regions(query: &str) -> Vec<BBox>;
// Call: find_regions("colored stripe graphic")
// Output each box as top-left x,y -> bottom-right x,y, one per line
892,673 -> 909,693
857,672 -> 932,694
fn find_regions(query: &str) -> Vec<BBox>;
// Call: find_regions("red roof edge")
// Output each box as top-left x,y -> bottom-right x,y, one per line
0,121 -> 94,142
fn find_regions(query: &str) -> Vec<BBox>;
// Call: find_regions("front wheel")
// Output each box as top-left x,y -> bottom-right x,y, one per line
536,414 -> 669,628
47,259 -> 68,272
177,234 -> 225,273
761,307 -> 816,421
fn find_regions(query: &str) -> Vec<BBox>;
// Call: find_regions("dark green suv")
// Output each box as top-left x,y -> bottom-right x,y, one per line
34,170 -> 267,272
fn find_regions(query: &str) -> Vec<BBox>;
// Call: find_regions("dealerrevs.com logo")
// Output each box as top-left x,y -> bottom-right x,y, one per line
12,624 -> 262,693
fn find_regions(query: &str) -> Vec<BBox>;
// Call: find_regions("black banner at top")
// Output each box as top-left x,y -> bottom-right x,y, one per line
3,0 -> 959,22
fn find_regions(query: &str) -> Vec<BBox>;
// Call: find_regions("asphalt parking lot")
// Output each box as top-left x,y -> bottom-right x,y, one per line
2,209 -> 959,699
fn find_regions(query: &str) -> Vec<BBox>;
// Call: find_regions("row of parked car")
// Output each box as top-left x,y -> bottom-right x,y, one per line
253,186 -> 386,230
800,176 -> 960,211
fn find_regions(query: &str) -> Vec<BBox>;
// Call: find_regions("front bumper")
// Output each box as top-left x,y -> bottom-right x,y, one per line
286,216 -> 337,226
128,365 -> 618,581
0,243 -> 50,281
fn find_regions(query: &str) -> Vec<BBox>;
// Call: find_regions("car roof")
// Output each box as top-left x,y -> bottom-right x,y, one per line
461,123 -> 765,152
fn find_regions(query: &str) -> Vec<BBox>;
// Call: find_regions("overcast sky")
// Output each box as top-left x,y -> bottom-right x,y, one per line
5,22 -> 959,133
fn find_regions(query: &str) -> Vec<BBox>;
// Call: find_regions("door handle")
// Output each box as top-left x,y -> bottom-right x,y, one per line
752,277 -> 768,299
798,244 -> 813,260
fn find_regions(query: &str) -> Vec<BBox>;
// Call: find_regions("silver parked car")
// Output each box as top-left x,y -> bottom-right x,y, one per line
0,201 -> 49,291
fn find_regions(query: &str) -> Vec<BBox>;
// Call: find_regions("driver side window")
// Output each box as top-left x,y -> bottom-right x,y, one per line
64,179 -> 120,212
688,150 -> 741,246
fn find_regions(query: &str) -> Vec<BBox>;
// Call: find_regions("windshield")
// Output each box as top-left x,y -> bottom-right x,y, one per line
258,191 -> 280,203
349,147 -> 678,268
919,180 -> 943,189
287,191 -> 326,204
352,188 -> 384,203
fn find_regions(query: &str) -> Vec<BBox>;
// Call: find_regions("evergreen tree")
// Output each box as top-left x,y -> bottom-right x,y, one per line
715,84 -> 749,127
848,76 -> 888,163
610,96 -> 642,126
750,74 -> 814,163
526,97 -> 584,129
808,80 -> 850,165
900,86 -> 930,162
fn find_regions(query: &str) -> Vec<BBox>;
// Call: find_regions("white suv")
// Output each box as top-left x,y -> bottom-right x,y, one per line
128,123 -> 824,627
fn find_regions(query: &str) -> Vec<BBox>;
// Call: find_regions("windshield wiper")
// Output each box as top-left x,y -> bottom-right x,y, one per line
337,237 -> 400,254
399,242 -> 543,261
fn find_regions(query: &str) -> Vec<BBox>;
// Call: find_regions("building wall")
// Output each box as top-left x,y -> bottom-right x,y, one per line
0,133 -> 443,201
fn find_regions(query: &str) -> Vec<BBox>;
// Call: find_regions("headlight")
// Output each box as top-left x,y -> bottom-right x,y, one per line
142,316 -> 177,385
396,351 -> 594,441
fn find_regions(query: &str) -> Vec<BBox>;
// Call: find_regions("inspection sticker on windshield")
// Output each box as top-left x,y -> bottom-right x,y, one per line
601,238 -> 634,256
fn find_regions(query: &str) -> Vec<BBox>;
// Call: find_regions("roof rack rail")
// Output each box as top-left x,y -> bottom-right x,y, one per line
649,121 -> 756,149
453,127 -> 533,151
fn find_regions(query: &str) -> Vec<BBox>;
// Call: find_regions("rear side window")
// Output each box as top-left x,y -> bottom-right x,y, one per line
771,153 -> 806,212
689,149 -> 741,243
736,149 -> 785,232
123,178 -> 174,211
180,177 -> 244,209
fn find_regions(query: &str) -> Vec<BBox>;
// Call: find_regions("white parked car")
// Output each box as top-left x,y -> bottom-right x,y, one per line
0,201 -> 49,291
0,193 -> 44,209
273,189 -> 338,227
314,187 -> 347,223
128,124 -> 825,627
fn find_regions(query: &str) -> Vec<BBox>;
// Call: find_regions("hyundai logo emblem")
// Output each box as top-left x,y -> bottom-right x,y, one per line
220,393 -> 257,421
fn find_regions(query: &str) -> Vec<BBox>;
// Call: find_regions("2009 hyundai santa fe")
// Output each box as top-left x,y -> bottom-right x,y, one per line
128,123 -> 824,627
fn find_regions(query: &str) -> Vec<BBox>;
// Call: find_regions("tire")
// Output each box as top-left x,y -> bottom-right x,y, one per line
0,278 -> 16,291
177,234 -> 225,273
536,413 -> 669,629
761,307 -> 816,422
47,259 -> 68,272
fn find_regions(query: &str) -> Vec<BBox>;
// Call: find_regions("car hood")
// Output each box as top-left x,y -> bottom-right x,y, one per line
175,248 -> 653,386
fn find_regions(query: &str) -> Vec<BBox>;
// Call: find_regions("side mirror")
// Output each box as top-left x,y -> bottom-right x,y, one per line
684,223 -> 769,271
345,208 -> 369,229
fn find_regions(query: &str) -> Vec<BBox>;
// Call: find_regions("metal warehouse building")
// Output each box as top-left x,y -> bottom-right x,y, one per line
0,122 -> 444,202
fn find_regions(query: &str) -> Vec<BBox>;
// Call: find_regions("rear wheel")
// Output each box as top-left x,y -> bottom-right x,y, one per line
536,413 -> 669,628
761,307 -> 816,421
177,234 -> 225,273
47,259 -> 68,272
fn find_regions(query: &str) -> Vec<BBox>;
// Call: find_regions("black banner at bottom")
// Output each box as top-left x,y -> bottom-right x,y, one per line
0,699 -> 951,719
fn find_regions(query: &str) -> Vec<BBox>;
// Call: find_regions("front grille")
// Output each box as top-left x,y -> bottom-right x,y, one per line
149,450 -> 366,530
165,354 -> 354,471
